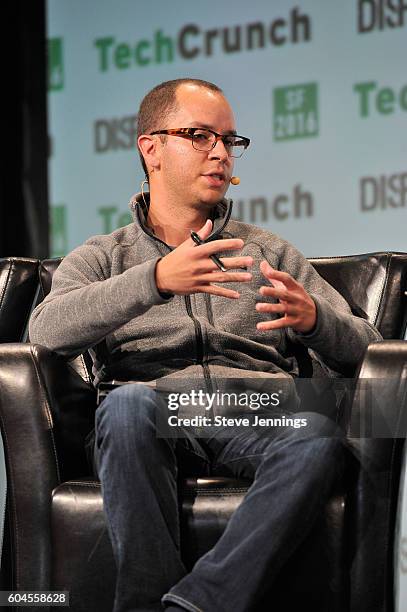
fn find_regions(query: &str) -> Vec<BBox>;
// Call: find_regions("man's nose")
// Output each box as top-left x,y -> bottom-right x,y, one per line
208,138 -> 230,162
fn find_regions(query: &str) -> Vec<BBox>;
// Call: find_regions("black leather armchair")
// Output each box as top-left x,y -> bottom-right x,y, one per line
0,253 -> 406,612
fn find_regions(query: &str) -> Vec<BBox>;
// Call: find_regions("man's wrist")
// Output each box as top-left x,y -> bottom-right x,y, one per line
295,300 -> 318,336
155,258 -> 174,298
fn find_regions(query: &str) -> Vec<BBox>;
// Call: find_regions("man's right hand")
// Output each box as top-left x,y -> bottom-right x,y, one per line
155,220 -> 253,298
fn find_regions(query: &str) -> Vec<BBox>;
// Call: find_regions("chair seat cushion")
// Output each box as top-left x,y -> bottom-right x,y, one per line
51,477 -> 345,611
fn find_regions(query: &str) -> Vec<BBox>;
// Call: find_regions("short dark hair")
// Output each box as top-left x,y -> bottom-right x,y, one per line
137,78 -> 223,178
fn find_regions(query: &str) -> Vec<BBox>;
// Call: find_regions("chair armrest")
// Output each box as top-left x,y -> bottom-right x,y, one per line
351,340 -> 407,441
0,343 -> 96,590
347,340 -> 407,612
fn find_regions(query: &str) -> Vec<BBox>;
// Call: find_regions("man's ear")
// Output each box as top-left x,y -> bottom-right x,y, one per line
137,134 -> 161,173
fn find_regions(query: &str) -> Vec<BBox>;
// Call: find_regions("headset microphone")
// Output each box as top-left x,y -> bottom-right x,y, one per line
230,176 -> 240,185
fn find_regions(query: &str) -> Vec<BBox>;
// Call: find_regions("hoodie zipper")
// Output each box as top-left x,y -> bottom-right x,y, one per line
184,295 -> 213,394
134,198 -> 233,394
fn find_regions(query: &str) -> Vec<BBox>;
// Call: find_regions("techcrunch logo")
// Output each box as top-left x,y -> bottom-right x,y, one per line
360,171 -> 407,211
232,185 -> 314,223
94,8 -> 311,72
97,186 -> 314,234
354,80 -> 407,117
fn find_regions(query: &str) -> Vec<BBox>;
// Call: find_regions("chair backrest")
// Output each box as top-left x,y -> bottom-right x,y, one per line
0,258 -> 39,342
310,252 -> 407,340
31,258 -> 63,311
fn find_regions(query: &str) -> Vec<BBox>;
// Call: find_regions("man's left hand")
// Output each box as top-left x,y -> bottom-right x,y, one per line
256,261 -> 317,333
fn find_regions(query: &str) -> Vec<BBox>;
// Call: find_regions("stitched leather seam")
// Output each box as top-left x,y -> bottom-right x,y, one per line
182,488 -> 248,495
84,354 -> 91,384
20,285 -> 39,343
57,482 -> 249,495
29,347 -> 61,485
310,252 -> 391,262
59,481 -> 101,488
372,254 -> 391,327
78,354 -> 91,385
0,262 -> 12,313
3,257 -> 36,264
39,264 -> 46,299
38,259 -> 62,299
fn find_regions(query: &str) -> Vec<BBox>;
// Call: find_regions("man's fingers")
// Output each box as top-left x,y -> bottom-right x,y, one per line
181,220 -> 212,249
199,256 -> 253,273
256,317 -> 291,331
258,286 -> 295,302
200,271 -> 252,283
199,285 -> 240,299
259,261 -> 298,289
255,302 -> 288,314
196,238 -> 244,256
219,256 -> 254,270
196,219 -> 213,241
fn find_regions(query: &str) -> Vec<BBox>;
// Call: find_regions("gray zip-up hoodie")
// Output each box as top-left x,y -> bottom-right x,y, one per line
29,195 -> 381,387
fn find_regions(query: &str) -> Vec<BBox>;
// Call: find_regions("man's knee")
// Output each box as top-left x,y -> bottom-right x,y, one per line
95,383 -> 162,442
262,411 -> 346,471
295,411 -> 344,439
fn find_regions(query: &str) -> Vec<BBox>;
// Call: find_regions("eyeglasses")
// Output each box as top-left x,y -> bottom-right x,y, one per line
150,127 -> 250,158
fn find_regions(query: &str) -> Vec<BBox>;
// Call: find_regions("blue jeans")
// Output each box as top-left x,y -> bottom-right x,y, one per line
94,384 -> 346,612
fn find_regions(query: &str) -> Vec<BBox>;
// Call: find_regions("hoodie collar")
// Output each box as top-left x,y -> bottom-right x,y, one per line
128,192 -> 233,242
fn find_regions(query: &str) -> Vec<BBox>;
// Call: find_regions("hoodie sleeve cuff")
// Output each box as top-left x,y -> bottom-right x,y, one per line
294,294 -> 323,341
150,257 -> 174,302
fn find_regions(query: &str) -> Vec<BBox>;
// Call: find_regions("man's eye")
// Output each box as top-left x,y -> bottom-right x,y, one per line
194,132 -> 211,142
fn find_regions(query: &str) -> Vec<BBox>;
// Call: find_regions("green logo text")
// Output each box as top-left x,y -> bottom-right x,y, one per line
98,206 -> 132,234
273,83 -> 319,141
94,9 -> 311,72
354,81 -> 407,117
50,205 -> 67,256
48,38 -> 64,91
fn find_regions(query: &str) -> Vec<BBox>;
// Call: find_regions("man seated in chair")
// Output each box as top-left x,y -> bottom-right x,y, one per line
29,78 -> 381,612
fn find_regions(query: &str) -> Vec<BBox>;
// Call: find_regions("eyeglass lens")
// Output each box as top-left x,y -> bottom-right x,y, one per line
192,129 -> 246,157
